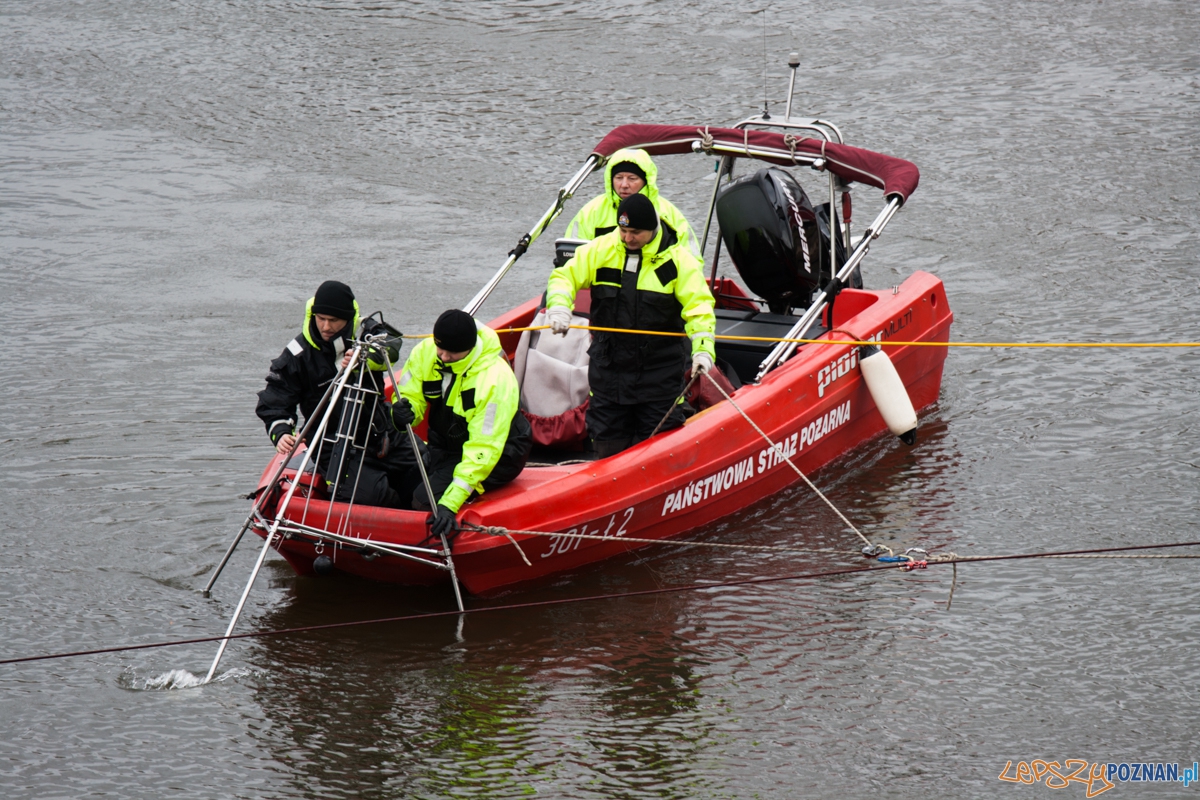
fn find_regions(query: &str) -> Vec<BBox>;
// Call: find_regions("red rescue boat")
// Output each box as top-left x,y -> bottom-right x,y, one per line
251,110 -> 952,598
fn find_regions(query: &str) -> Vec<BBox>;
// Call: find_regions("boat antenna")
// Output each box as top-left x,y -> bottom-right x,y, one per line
785,51 -> 800,120
760,8 -> 770,119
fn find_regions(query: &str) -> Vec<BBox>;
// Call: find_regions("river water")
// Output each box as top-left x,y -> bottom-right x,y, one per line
2,1 -> 1198,797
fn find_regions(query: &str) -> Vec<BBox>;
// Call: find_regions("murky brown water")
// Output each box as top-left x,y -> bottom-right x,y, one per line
3,1 -> 1199,797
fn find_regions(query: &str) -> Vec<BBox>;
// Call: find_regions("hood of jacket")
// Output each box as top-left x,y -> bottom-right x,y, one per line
302,296 -> 362,350
438,321 -> 504,377
603,148 -> 661,209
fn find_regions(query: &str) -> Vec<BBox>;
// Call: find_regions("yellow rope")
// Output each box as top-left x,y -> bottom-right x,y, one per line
402,325 -> 1200,349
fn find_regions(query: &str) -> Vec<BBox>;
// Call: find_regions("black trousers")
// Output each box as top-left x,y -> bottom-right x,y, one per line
586,391 -> 685,451
329,434 -> 425,510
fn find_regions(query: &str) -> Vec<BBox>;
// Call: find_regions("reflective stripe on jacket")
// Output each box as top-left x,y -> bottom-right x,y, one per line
564,148 -> 702,265
257,296 -> 375,444
395,323 -> 526,512
546,224 -> 716,403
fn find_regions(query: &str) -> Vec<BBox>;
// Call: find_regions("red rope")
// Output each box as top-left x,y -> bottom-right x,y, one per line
2,539 -> 1197,667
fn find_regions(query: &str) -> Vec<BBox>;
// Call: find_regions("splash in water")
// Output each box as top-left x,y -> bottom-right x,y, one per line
121,667 -> 252,691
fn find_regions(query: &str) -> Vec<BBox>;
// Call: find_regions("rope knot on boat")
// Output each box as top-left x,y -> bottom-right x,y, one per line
469,524 -> 510,537
461,523 -> 532,567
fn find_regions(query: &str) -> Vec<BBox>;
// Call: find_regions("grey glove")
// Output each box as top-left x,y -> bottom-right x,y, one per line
691,352 -> 714,376
546,306 -> 572,336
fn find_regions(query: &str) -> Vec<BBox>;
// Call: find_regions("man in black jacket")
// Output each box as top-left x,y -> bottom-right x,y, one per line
255,280 -> 420,507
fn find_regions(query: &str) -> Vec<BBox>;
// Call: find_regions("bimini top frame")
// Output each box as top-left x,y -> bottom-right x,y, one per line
588,124 -> 918,201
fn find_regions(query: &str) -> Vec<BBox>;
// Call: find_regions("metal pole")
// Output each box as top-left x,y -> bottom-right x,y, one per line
699,155 -> 730,259
810,119 -> 845,144
693,141 -> 833,169
203,528 -> 275,684
828,166 -> 837,316
376,340 -> 467,614
708,235 -> 724,291
331,375 -> 382,540
406,424 -> 465,613
202,347 -> 364,684
463,155 -> 600,316
203,354 -> 350,596
754,197 -> 902,381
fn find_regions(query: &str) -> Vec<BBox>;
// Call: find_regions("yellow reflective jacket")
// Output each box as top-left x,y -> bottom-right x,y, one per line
546,224 -> 715,403
564,148 -> 702,265
395,323 -> 523,512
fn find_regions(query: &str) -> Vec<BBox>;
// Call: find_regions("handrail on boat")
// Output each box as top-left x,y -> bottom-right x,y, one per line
733,114 -> 845,145
463,154 -> 601,316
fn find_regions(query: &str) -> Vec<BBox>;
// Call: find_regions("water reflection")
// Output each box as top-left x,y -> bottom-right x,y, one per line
247,572 -> 712,797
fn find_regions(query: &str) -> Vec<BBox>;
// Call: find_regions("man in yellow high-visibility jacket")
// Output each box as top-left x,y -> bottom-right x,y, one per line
546,194 -> 716,458
565,148 -> 701,265
394,309 -> 532,537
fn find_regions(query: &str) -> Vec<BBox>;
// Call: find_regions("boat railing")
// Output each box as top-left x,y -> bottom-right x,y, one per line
732,115 -> 845,145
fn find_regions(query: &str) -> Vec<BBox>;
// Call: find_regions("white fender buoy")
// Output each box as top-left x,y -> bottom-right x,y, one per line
858,345 -> 918,445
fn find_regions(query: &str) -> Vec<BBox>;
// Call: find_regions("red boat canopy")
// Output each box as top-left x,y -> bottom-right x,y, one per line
592,124 -> 919,203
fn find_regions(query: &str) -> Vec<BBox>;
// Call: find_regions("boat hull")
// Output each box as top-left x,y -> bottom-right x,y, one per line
254,271 -> 952,596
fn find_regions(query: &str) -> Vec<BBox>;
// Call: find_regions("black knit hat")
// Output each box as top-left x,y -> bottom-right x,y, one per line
311,280 -> 356,320
433,309 -> 478,353
610,160 -> 647,183
617,193 -> 658,232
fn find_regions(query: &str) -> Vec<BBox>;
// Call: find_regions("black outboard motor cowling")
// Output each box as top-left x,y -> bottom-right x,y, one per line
716,167 -> 848,314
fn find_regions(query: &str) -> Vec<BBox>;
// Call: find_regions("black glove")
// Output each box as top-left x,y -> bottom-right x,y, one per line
427,504 -> 459,540
391,397 -> 416,428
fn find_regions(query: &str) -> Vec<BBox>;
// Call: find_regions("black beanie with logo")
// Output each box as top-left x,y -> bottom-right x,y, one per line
616,193 -> 658,232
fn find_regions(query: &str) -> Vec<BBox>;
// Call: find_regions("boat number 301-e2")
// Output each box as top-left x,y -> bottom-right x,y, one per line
541,507 -> 635,558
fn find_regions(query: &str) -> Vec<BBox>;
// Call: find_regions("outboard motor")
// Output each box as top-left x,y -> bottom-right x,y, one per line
716,167 -> 849,314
